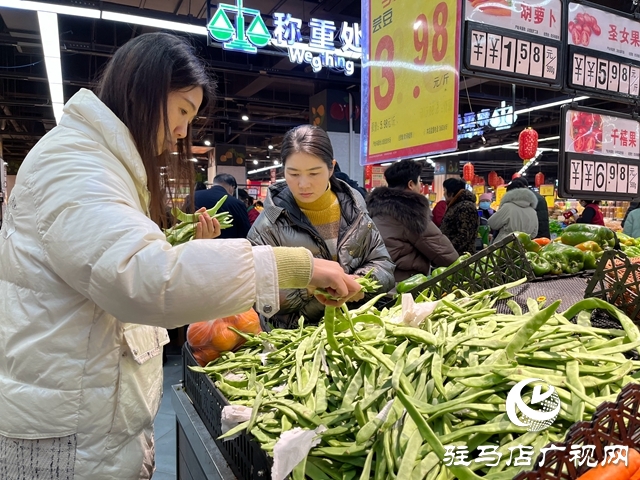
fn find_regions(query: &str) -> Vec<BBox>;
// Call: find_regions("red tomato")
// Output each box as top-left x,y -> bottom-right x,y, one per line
568,21 -> 576,33
574,136 -> 586,152
586,135 -> 597,153
582,31 -> 590,46
582,25 -> 591,36
593,23 -> 601,36
576,13 -> 585,24
582,113 -> 594,128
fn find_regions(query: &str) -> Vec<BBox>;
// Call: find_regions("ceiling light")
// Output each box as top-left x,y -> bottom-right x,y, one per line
515,96 -> 589,115
273,160 -> 279,165
381,162 -> 392,166
248,164 -> 282,174
100,11 -> 207,35
242,114 -> 249,121
0,0 -> 100,18
189,158 -> 198,162
37,11 -> 64,125
204,140 -> 211,146
253,159 -> 259,165
268,144 -> 274,150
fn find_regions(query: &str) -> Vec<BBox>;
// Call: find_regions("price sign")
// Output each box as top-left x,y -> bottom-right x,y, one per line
462,0 -> 563,89
361,0 -> 461,165
567,2 -> 640,102
496,186 -> 507,205
558,105 -> 640,200
539,185 -> 555,196
473,185 -> 485,195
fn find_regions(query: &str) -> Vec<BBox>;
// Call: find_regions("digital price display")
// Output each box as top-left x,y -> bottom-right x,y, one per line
567,2 -> 640,101
462,0 -> 563,89
558,105 -> 640,200
361,0 -> 462,165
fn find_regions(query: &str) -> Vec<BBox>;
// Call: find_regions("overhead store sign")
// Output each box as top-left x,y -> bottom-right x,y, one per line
458,102 -> 517,140
558,105 -> 640,200
462,0 -> 563,89
567,2 -> 640,101
207,0 -> 361,76
361,0 -> 461,165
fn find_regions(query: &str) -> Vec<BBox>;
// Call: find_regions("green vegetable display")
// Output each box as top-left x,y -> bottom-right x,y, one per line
191,280 -> 640,480
513,232 -> 541,253
396,274 -> 429,294
164,195 -> 233,246
540,243 -> 585,275
560,224 -> 615,249
525,252 -> 552,277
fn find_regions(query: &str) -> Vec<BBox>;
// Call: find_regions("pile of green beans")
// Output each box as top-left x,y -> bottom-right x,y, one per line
164,195 -> 233,246
190,279 -> 640,480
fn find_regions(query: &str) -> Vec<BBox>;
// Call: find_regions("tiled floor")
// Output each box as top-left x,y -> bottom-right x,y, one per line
152,354 -> 182,480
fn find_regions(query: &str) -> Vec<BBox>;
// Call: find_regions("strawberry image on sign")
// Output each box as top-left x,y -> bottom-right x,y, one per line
518,127 -> 538,161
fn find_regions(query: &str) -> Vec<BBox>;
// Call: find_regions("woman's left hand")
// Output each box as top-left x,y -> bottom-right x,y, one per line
346,275 -> 365,302
194,207 -> 221,239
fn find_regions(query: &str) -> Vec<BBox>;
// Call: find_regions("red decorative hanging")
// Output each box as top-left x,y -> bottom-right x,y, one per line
473,174 -> 482,186
512,172 -> 521,180
488,171 -> 499,188
463,162 -> 475,183
535,172 -> 545,188
518,127 -> 539,162
497,176 -> 505,186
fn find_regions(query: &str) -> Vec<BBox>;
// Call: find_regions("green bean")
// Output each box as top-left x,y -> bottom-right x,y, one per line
341,366 -> 364,409
566,361 -> 584,422
358,447 -> 374,480
504,300 -> 561,361
397,430 -> 422,480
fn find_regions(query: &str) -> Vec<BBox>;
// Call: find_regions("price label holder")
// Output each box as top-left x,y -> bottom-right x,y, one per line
462,0 -> 564,90
558,104 -> 640,200
539,184 -> 555,196
567,1 -> 640,102
361,0 -> 462,165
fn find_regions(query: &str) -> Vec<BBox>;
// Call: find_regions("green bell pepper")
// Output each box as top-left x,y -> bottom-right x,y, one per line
430,267 -> 447,278
541,243 -> 585,274
396,274 -> 428,293
561,224 -> 615,248
582,250 -> 598,270
525,252 -> 552,277
513,231 -> 541,253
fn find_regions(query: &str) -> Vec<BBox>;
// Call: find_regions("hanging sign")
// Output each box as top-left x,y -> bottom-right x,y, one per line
206,0 -> 361,76
361,0 -> 461,165
539,184 -> 555,196
567,2 -> 640,101
558,105 -> 640,200
462,0 -> 563,89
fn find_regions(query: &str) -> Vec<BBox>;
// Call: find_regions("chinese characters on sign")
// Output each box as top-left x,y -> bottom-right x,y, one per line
443,444 -> 630,469
207,0 -> 362,76
457,103 -> 517,140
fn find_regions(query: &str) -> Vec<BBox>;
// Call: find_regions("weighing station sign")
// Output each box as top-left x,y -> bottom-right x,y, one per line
361,0 -> 461,165
567,2 -> 640,101
558,105 -> 640,200
462,0 -> 563,89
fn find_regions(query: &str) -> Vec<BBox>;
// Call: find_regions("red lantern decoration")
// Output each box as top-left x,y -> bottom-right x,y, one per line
463,162 -> 475,183
535,172 -> 545,188
497,176 -> 505,186
518,127 -> 539,162
512,173 -> 521,180
488,171 -> 499,188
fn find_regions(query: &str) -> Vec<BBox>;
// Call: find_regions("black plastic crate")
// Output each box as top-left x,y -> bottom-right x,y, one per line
182,345 -> 271,480
585,249 -> 640,324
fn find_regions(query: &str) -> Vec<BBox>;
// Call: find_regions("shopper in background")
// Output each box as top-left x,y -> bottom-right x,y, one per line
576,199 -> 605,226
511,178 -> 550,238
431,198 -> 448,227
440,178 -> 480,255
0,33 -> 361,480
488,179 -> 539,242
333,161 -> 367,199
367,159 -> 458,282
248,125 -> 395,328
238,188 -> 260,225
255,200 -> 264,211
193,173 -> 252,238
478,193 -> 495,220
623,205 -> 640,238
622,198 -> 640,229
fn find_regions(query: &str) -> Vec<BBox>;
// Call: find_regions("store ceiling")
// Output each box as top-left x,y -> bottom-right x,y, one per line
0,0 -> 638,184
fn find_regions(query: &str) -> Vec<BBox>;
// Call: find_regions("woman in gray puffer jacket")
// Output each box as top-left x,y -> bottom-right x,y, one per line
247,125 -> 395,328
488,181 -> 539,242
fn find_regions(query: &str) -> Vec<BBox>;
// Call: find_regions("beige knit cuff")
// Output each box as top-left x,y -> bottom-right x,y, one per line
273,247 -> 314,289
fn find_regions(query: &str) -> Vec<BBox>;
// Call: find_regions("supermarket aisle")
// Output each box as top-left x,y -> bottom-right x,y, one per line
152,354 -> 182,480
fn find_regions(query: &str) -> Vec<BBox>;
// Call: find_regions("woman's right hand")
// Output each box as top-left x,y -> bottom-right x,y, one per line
309,259 -> 362,307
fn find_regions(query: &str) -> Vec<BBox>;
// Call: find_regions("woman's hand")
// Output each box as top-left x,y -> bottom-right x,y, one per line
346,275 -> 365,302
310,259 -> 362,307
194,207 -> 221,239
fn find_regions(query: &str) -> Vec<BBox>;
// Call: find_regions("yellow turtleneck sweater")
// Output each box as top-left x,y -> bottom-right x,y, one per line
296,188 -> 341,260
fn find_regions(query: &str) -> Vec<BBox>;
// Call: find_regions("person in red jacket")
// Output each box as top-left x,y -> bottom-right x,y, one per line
577,199 -> 605,226
432,199 -> 447,227
238,188 -> 261,226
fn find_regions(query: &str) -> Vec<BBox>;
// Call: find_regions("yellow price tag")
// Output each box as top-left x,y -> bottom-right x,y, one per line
545,196 -> 555,208
539,185 -> 554,197
473,185 -> 485,195
496,186 -> 507,205
363,0 -> 462,164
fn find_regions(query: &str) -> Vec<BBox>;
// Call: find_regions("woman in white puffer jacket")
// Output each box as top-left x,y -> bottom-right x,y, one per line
0,33 -> 360,480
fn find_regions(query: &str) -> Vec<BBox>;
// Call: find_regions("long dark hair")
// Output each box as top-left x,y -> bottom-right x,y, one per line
96,32 -> 214,227
280,125 -> 342,191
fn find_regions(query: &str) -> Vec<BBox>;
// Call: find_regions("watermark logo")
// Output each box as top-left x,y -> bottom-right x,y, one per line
506,378 -> 561,432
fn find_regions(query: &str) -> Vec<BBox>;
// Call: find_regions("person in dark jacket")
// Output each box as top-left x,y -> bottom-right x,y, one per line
333,162 -> 367,199
238,188 -> 260,225
509,177 -> 550,238
247,125 -> 395,328
194,173 -> 251,238
577,199 -> 605,226
440,178 -> 480,255
367,160 -> 458,282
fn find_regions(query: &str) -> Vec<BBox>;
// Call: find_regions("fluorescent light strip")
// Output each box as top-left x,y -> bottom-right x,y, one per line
0,0 -> 100,17
248,165 -> 282,175
427,136 -> 561,160
515,96 -> 589,115
101,11 -> 207,35
37,10 -> 64,125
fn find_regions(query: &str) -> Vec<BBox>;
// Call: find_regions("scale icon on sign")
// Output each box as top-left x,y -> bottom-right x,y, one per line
208,0 -> 271,53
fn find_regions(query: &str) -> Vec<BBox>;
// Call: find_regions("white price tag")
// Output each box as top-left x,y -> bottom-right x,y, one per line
620,64 -> 630,95
594,162 -> 607,192
617,164 -> 629,194
596,59 -> 609,90
529,43 -> 544,78
608,62 -> 620,92
516,39 -> 530,75
501,36 -> 516,72
630,67 -> 640,97
572,53 -> 585,86
543,45 -> 558,80
486,34 -> 502,70
606,163 -> 618,193
582,161 -> 595,191
569,159 -> 583,192
469,30 -> 486,68
585,56 -> 597,89
629,165 -> 639,194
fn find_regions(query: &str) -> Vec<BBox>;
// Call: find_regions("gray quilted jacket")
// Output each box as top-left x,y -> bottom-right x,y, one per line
247,180 -> 395,328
